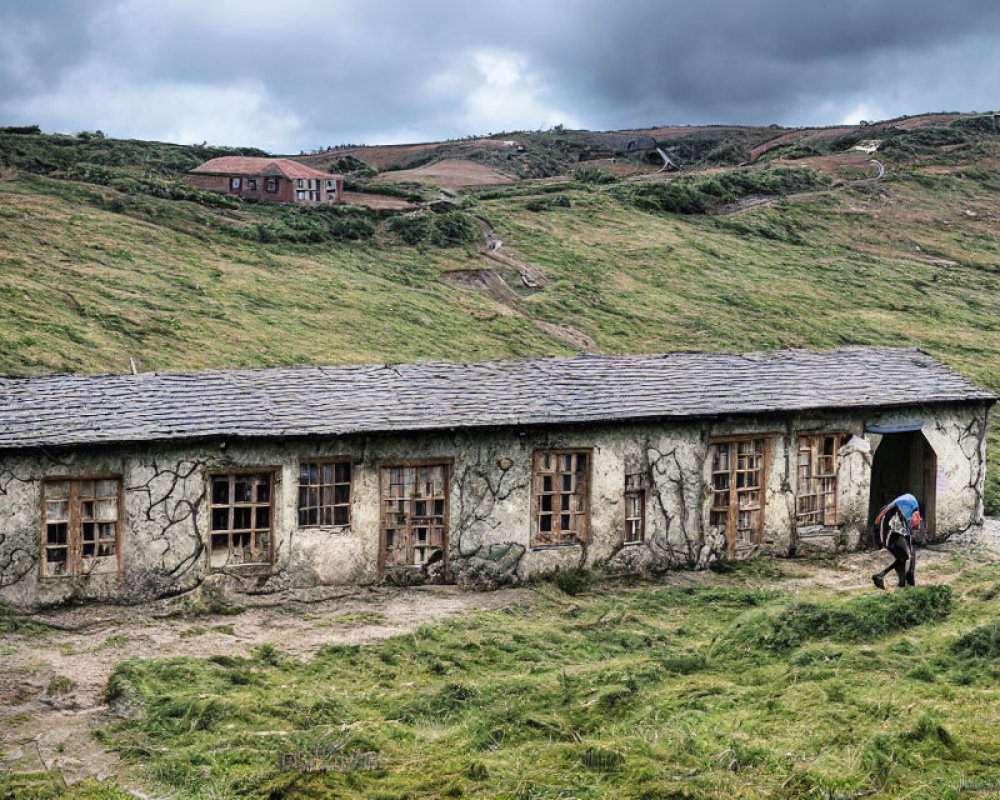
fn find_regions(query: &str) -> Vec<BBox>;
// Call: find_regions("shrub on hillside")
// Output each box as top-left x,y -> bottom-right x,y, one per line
573,167 -> 617,184
952,115 -> 1000,135
524,195 -> 572,212
342,178 -> 428,202
614,166 -> 830,216
387,211 -> 478,247
250,204 -> 377,244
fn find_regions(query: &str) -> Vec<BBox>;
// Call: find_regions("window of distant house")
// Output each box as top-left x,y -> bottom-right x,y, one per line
296,190 -> 306,201
297,179 -> 305,189
265,178 -> 278,193
209,471 -> 275,568
247,178 -> 257,191
624,470 -> 645,544
231,177 -> 241,189
532,450 -> 590,547
298,460 -> 351,527
42,478 -> 121,577
325,180 -> 335,190
796,433 -> 847,526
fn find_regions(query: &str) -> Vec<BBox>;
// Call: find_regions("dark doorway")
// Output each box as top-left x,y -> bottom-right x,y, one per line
867,431 -> 937,541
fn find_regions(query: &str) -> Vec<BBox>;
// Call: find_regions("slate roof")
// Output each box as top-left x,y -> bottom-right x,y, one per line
0,348 -> 993,450
190,157 -> 339,180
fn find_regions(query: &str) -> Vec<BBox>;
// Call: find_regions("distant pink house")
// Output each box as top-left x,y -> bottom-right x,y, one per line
186,157 -> 344,205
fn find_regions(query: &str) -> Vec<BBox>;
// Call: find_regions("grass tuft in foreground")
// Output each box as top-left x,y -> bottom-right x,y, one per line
8,566 -> 1000,799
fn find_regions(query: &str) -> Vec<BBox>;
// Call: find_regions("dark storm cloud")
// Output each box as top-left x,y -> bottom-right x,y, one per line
1,0 -> 999,151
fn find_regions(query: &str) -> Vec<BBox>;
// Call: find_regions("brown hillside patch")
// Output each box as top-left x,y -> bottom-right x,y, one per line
771,151 -> 882,179
342,191 -> 415,210
893,113 -> 963,130
301,140 -> 508,172
574,159 -> 650,176
381,158 -> 514,189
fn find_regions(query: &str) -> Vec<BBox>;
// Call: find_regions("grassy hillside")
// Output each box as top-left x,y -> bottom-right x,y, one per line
0,121 -> 998,510
6,557 -> 1000,799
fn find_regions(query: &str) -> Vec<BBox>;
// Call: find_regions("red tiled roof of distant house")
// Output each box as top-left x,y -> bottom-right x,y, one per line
190,157 -> 339,180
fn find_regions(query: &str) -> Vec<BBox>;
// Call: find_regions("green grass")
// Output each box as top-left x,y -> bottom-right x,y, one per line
9,565 -> 1000,799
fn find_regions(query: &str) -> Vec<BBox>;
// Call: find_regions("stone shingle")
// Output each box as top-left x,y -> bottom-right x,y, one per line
0,347 -> 993,450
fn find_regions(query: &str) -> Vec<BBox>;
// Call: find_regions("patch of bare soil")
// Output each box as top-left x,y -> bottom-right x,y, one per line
301,140 -> 509,173
0,585 -> 532,786
439,219 -> 596,354
573,159 -> 651,177
381,159 -> 514,189
342,191 -> 415,211
893,113 -> 963,130
782,518 -> 1000,594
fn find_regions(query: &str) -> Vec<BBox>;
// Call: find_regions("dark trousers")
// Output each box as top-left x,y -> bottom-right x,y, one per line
877,532 -> 915,587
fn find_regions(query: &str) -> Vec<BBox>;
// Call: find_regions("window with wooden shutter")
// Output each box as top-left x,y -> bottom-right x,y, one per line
42,478 -> 121,577
209,471 -> 276,568
708,438 -> 768,556
532,450 -> 591,547
796,433 -> 846,526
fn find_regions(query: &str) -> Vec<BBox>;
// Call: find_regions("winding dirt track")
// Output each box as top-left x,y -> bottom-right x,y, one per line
439,218 -> 597,353
713,158 -> 886,216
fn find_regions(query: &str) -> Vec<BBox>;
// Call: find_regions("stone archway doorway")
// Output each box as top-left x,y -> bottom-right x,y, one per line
867,430 -> 937,540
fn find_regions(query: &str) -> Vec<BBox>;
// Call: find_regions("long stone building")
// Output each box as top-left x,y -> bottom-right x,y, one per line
0,347 -> 993,608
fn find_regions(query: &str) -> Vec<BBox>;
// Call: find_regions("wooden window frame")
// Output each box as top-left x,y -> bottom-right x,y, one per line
796,432 -> 848,527
531,449 -> 592,548
624,470 -> 646,545
265,177 -> 278,193
247,177 -> 258,191
40,475 -> 123,579
298,458 -> 352,528
708,436 -> 770,556
208,468 -> 278,570
378,459 -> 451,572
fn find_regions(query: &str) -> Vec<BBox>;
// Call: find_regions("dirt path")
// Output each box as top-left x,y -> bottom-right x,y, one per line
3,520 -> 997,788
713,158 -> 886,216
0,585 -> 533,786
440,218 -> 597,353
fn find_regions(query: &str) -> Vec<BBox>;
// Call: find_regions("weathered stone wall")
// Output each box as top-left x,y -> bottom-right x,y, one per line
0,402 -> 990,608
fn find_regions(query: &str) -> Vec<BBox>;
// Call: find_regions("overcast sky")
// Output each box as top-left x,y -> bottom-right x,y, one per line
2,0 -> 999,153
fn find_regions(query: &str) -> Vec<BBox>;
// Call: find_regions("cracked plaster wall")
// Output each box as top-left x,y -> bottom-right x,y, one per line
0,402 -> 990,607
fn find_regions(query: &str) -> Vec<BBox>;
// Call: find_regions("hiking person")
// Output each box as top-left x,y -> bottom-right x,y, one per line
871,493 -> 922,589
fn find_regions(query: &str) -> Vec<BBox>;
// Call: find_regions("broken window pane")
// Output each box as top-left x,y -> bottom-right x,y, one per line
297,460 -> 351,528
796,433 -> 844,526
532,450 -> 591,547
209,472 -> 274,567
42,478 -> 121,577
380,463 -> 447,567
212,479 -> 230,505
624,470 -> 645,544
708,439 -> 767,555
